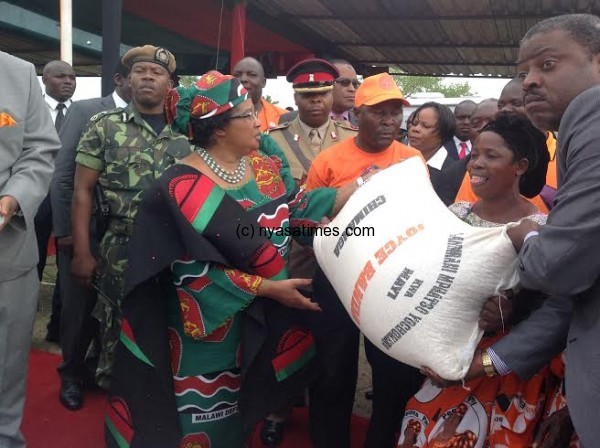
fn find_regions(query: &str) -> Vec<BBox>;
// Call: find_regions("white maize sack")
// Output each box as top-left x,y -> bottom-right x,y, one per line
313,157 -> 519,380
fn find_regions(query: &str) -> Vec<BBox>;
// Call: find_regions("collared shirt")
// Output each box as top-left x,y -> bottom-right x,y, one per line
112,91 -> 128,109
298,118 -> 330,143
453,135 -> 471,157
427,146 -> 448,170
44,94 -> 72,125
330,110 -> 350,122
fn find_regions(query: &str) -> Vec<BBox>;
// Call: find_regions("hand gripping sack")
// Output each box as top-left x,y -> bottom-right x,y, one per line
313,157 -> 519,380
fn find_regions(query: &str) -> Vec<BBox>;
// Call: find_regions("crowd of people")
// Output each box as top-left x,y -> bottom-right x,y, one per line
1,11 -> 600,448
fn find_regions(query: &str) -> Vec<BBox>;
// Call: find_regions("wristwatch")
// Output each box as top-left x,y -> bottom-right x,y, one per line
356,176 -> 365,187
481,349 -> 497,377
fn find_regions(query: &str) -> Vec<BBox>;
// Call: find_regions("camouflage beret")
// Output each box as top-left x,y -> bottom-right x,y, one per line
122,45 -> 176,73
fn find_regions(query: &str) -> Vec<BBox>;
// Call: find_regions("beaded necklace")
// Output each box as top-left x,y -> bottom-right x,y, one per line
196,147 -> 247,184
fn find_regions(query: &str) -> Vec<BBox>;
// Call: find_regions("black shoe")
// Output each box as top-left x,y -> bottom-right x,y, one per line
260,419 -> 285,447
59,380 -> 83,411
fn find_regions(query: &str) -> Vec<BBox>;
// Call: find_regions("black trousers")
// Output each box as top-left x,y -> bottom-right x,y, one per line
364,339 -> 424,448
34,194 -> 62,334
55,250 -> 100,382
307,267 -> 360,448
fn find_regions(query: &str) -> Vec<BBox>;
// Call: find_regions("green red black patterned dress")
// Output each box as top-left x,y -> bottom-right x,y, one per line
106,136 -> 336,448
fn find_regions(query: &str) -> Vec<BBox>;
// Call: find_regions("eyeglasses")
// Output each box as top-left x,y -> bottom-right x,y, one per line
336,78 -> 361,89
230,111 -> 258,120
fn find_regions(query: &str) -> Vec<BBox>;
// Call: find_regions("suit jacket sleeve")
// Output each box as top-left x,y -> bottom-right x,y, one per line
518,87 -> 600,296
51,99 -> 109,236
491,294 -> 572,379
1,61 -> 59,223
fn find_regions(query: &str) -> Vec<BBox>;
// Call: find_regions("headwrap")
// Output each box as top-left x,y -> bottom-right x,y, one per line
166,70 -> 248,137
481,113 -> 550,198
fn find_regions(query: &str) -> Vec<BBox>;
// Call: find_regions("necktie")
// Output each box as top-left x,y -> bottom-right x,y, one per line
458,141 -> 468,159
309,129 -> 322,156
55,103 -> 66,130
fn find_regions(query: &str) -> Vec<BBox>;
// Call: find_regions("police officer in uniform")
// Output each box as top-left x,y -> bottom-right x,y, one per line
262,59 -> 357,446
71,45 -> 191,390
267,59 -> 357,184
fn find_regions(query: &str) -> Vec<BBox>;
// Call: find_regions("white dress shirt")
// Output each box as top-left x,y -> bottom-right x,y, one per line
112,91 -> 128,109
427,146 -> 448,170
44,94 -> 72,125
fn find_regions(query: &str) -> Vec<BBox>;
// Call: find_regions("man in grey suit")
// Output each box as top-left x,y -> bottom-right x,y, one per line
0,51 -> 60,447
439,14 -> 600,448
50,61 -> 131,410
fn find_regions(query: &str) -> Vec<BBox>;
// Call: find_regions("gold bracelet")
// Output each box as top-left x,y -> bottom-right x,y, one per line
481,349 -> 497,377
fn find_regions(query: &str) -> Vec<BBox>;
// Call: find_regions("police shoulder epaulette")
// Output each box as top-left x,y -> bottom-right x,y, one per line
265,122 -> 291,133
335,120 -> 358,131
89,107 -> 124,123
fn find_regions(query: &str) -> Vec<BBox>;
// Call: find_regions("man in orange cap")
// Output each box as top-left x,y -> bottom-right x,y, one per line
306,72 -> 425,448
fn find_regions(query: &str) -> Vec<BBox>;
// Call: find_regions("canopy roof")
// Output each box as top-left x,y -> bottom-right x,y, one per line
4,0 -> 600,77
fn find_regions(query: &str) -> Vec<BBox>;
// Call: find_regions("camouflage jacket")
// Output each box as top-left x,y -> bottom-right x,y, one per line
75,103 -> 191,294
75,103 -> 191,226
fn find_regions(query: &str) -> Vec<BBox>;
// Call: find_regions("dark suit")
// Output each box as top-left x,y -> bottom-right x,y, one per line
36,99 -> 69,339
50,94 -> 118,383
506,85 -> 600,447
444,138 -> 459,161
429,150 -> 468,206
443,137 -> 471,161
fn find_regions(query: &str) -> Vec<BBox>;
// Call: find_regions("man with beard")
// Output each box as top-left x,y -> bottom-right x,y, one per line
232,56 -> 287,131
445,99 -> 476,160
70,45 -> 191,389
306,73 -> 424,448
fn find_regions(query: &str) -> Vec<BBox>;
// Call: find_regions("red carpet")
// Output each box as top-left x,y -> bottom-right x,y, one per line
23,350 -> 369,447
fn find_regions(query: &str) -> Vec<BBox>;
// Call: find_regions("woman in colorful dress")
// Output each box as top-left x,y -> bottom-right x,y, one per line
397,113 -> 567,448
106,72 -> 360,448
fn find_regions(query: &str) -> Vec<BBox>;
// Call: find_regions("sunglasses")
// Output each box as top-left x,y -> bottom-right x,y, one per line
336,78 -> 361,89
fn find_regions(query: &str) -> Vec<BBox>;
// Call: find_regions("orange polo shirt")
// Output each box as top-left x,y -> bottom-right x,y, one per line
258,98 -> 287,132
453,132 -> 557,212
306,138 -> 423,189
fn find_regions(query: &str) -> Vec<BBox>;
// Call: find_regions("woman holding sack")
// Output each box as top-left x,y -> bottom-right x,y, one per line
398,114 -> 575,448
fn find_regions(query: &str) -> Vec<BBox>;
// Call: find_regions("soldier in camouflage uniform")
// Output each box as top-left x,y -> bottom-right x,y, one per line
71,45 -> 191,389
